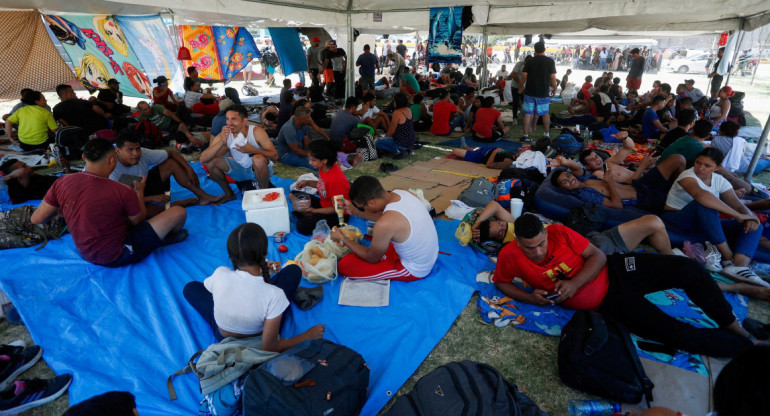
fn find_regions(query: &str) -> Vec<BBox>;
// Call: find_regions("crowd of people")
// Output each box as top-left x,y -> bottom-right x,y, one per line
0,34 -> 768,415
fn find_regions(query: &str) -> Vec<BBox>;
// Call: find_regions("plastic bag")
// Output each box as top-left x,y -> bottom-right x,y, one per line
682,241 -> 706,265
295,240 -> 338,283
445,200 -> 474,220
324,225 -> 362,258
289,173 -> 318,195
311,219 -> 330,242
455,222 -> 472,246
408,188 -> 433,212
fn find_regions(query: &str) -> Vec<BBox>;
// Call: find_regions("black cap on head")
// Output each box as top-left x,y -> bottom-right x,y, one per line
107,79 -> 119,85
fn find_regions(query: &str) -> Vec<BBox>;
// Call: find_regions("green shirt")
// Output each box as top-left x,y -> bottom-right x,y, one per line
138,104 -> 172,131
403,72 -> 420,93
659,136 -> 704,166
7,105 -> 57,145
409,104 -> 422,120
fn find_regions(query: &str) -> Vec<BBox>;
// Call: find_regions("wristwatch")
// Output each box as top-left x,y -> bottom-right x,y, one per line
339,238 -> 346,246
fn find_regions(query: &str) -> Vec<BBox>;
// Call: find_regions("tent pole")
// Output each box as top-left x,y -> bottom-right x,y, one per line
346,13 -> 354,99
481,25 -> 488,89
724,20 -> 746,87
750,27 -> 769,85
744,113 -> 770,179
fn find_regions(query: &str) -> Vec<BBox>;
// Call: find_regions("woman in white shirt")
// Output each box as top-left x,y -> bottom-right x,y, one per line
662,148 -> 766,287
184,223 -> 324,352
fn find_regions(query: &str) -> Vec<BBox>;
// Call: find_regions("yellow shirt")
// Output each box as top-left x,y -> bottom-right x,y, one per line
503,222 -> 516,244
7,105 -> 57,145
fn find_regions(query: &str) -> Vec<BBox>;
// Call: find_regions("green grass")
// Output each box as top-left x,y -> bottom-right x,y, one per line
8,101 -> 770,415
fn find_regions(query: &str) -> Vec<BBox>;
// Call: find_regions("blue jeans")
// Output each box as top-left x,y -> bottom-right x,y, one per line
739,158 -> 770,176
438,113 -> 466,136
662,201 -> 763,259
375,137 -> 407,154
183,265 -> 302,341
280,152 -> 315,170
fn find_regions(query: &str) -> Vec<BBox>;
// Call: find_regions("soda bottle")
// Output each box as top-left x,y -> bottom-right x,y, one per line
567,400 -> 621,416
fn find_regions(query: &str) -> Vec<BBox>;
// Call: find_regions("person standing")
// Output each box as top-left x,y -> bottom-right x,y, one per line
322,40 -> 347,100
626,48 -> 645,93
708,47 -> 726,99
356,44 -> 379,97
306,37 -> 323,86
518,42 -> 557,142
396,39 -> 407,59
507,56 -> 528,126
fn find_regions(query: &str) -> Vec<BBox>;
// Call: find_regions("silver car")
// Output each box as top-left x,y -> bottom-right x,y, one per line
664,53 -> 712,74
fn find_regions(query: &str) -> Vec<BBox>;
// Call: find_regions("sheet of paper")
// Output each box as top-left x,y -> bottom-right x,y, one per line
338,278 -> 390,307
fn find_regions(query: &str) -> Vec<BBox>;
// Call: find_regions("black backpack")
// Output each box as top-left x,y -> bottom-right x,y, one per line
54,126 -> 88,160
383,361 -> 548,416
242,339 -> 369,416
565,205 -> 606,236
558,310 -> 654,405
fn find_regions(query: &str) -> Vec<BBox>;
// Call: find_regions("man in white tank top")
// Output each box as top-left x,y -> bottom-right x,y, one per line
200,105 -> 278,204
330,176 -> 439,280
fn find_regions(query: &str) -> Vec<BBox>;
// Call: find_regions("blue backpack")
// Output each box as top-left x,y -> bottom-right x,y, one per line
552,133 -> 584,156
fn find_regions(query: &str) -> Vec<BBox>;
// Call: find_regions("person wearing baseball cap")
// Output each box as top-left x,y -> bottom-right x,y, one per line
321,39 -> 347,99
307,37 -> 324,85
151,75 -> 178,111
95,78 -> 131,116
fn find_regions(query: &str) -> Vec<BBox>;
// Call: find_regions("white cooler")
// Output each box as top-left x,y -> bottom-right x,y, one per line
242,188 -> 291,236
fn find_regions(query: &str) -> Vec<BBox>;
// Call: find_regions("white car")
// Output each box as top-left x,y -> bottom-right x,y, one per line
664,53 -> 712,74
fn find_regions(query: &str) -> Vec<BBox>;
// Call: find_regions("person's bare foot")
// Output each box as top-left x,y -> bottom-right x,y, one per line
213,193 -> 236,205
172,197 -> 200,208
198,194 -> 224,206
350,152 -> 365,167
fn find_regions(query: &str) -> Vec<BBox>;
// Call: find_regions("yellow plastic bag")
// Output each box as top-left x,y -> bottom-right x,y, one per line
455,221 -> 472,246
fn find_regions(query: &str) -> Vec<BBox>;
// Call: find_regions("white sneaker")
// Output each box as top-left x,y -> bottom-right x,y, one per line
721,265 -> 770,288
704,242 -> 723,272
8,144 -> 23,152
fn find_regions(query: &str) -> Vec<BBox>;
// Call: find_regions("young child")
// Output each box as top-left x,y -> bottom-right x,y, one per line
183,223 -> 325,352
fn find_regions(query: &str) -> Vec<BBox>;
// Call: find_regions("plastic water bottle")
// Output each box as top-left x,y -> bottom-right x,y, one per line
567,400 -> 621,416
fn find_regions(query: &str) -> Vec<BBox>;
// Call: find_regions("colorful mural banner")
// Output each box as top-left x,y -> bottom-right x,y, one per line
43,14 -> 152,98
179,25 -> 221,80
213,27 -> 261,80
268,27 -> 307,77
427,7 -> 464,64
116,15 -> 185,94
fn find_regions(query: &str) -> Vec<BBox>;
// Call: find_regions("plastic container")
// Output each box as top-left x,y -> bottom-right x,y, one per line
567,400 -> 621,416
243,188 -> 290,236
294,193 -> 311,212
242,188 -> 286,210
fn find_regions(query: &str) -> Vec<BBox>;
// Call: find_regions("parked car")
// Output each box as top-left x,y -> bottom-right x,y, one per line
664,52 -> 712,74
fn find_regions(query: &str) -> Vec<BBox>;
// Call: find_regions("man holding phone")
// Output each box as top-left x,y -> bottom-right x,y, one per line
493,213 -> 759,357
110,129 -> 222,217
31,138 -> 188,267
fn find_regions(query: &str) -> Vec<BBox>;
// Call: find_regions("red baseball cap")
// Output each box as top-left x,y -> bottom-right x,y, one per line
312,37 -> 320,42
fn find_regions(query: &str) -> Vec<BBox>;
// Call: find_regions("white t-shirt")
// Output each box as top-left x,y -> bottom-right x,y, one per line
494,70 -> 508,79
357,104 -> 379,120
204,266 -> 289,335
383,190 -> 439,277
665,168 -> 732,210
227,125 -> 262,169
184,91 -> 203,108
110,148 -> 169,181
711,135 -> 746,173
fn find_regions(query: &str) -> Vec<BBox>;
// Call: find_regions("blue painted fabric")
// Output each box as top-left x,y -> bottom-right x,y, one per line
427,7 -> 463,64
212,27 -> 261,80
267,27 -> 308,76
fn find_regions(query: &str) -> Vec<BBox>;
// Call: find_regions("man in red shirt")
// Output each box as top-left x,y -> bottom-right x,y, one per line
493,213 -> 757,357
471,96 -> 509,142
31,138 -> 188,267
429,89 -> 465,136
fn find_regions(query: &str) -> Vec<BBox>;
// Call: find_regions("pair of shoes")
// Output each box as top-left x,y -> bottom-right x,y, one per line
743,318 -> 770,340
721,265 -> 770,288
392,149 -> 410,160
379,163 -> 398,173
519,136 -> 531,142
0,344 -> 42,390
0,375 -> 72,415
7,145 -> 22,152
161,229 -> 189,246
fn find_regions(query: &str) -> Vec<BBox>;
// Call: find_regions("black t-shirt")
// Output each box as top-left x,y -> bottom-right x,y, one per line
97,88 -> 121,105
396,44 -> 407,57
660,127 -> 688,149
7,175 -> 58,204
321,49 -> 346,70
629,57 -> 645,79
309,85 -> 325,103
523,55 -> 556,98
52,99 -> 108,135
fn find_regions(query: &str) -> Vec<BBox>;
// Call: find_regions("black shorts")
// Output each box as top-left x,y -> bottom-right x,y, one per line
101,221 -> 162,267
145,165 -> 170,196
632,167 -> 669,214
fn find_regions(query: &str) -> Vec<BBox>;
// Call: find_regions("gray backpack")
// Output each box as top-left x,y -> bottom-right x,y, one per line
458,177 -> 497,208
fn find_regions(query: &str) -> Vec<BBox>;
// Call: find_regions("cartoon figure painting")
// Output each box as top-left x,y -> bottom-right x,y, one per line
94,15 -> 129,57
44,15 -> 86,50
123,62 -> 152,97
76,53 -> 110,93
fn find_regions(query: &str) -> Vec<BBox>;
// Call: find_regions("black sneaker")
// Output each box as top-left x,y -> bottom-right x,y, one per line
519,136 -> 531,142
0,375 -> 72,416
0,345 -> 42,391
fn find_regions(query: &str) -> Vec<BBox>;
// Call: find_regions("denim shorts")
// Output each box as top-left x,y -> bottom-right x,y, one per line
225,157 -> 273,181
522,95 -> 550,116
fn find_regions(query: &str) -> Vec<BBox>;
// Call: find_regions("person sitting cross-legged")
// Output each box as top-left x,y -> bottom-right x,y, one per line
200,105 -> 278,204
110,129 -> 222,217
30,138 -> 188,267
493,213 -> 761,357
330,176 -> 438,281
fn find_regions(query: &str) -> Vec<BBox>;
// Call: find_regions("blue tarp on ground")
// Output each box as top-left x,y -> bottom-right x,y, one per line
0,164 -> 484,415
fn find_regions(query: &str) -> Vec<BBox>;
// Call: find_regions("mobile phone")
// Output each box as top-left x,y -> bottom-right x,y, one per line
119,174 -> 142,187
546,292 -> 560,300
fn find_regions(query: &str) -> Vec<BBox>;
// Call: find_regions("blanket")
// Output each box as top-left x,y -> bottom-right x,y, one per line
476,270 -> 749,376
0,165 -> 485,415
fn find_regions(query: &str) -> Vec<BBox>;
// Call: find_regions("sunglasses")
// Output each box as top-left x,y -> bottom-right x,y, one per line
351,199 -> 367,212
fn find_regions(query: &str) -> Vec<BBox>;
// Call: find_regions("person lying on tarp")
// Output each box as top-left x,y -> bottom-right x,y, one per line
330,176 -> 438,281
0,159 -> 58,204
30,138 -> 188,267
493,213 -> 763,357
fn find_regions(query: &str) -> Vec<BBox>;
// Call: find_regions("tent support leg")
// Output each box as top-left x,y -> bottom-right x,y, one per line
481,26 -> 489,89
346,13 -> 355,99
744,113 -> 770,179
725,20 -> 746,87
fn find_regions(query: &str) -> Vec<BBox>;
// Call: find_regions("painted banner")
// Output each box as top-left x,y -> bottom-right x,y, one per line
43,14 -> 152,98
116,15 -> 185,94
268,27 -> 307,76
427,7 -> 463,64
212,26 -> 261,80
180,25 -> 221,80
